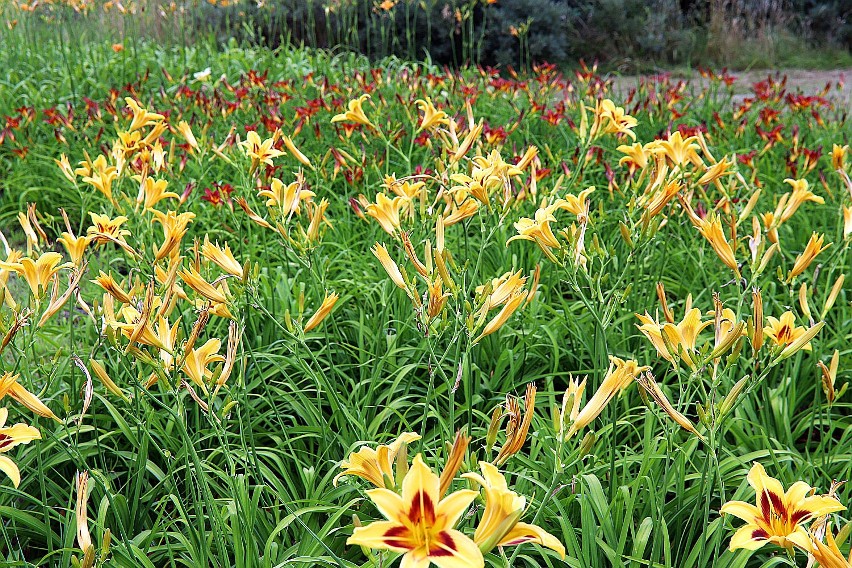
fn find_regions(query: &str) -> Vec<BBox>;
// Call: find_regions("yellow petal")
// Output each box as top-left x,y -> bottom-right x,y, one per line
0,454 -> 20,488
728,524 -> 769,551
719,500 -> 759,523
347,520 -> 410,553
497,521 -> 565,559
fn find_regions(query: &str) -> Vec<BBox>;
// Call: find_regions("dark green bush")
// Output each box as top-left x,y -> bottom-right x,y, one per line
191,0 -> 849,69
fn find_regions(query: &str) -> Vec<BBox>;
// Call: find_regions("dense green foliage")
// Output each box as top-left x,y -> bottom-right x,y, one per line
0,16 -> 850,568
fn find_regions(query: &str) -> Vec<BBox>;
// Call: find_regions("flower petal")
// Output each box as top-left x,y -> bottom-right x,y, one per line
429,529 -> 485,568
347,520 -> 411,553
498,522 -> 566,559
437,489 -> 478,528
719,500 -> 760,522
0,454 -> 20,488
366,487 -> 407,523
729,524 -> 769,551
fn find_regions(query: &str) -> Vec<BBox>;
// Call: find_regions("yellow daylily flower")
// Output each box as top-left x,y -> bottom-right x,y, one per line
415,97 -> 449,132
372,243 -> 407,290
366,193 -> 405,235
151,210 -> 195,262
304,198 -> 331,243
0,407 -> 41,488
347,454 -> 484,568
0,252 -> 71,298
636,303 -> 713,368
57,233 -> 90,266
589,99 -> 637,141
780,178 -> 824,223
617,142 -> 651,173
720,462 -> 845,552
56,153 -> 76,183
176,120 -> 199,152
551,186 -> 595,217
303,292 -> 339,332
281,135 -> 313,169
694,214 -> 740,277
477,270 -> 527,311
764,311 -> 813,351
81,155 -> 118,204
507,206 -> 561,252
788,233 -> 830,282
0,373 -> 59,421
114,305 -> 169,351
201,238 -> 244,279
240,130 -> 284,169
91,271 -> 135,304
181,338 -> 225,394
463,462 -> 565,558
178,266 -> 228,304
442,198 -> 479,226
832,144 -> 848,171
649,131 -> 703,168
137,177 -> 179,210
331,94 -> 375,129
474,290 -> 527,344
334,432 -> 421,488
808,523 -> 852,568
566,357 -> 649,438
259,177 -> 315,215
87,213 -> 134,254
696,157 -> 734,185
125,97 -> 164,132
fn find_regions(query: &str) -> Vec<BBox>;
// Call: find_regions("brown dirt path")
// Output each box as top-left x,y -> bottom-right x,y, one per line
608,68 -> 851,103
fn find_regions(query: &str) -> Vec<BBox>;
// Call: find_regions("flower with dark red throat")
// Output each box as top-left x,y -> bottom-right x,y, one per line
720,463 -> 845,552
347,453 -> 484,567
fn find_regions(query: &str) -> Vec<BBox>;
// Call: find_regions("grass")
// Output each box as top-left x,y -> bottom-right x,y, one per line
0,6 -> 850,568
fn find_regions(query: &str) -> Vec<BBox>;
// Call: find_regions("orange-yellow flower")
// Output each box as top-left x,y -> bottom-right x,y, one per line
415,97 -> 449,132
151,210 -> 195,262
181,338 -> 225,395
566,357 -> 649,438
694,214 -> 740,277
201,237 -> 243,279
636,305 -> 712,368
462,462 -> 565,558
334,432 -> 420,488
178,266 -> 228,304
507,206 -> 561,252
720,462 -> 844,552
372,243 -> 407,289
0,408 -> 41,488
57,233 -> 90,266
347,454 -> 483,567
240,130 -> 283,169
0,373 -> 59,421
763,311 -> 813,351
331,94 -> 375,130
259,177 -> 315,215
780,178 -> 824,223
137,177 -> 179,210
365,193 -> 404,235
0,252 -> 71,298
649,131 -> 703,168
125,97 -> 165,132
303,292 -> 339,332
788,232 -> 830,282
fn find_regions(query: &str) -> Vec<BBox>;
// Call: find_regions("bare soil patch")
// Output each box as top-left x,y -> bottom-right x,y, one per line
608,68 -> 850,104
